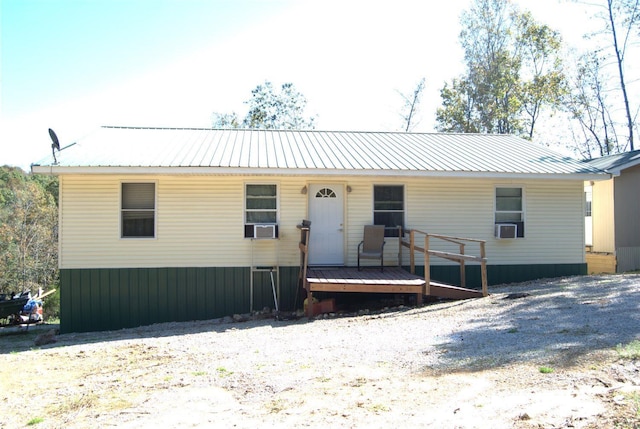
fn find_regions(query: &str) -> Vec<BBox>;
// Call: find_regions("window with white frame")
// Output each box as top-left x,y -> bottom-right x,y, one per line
244,184 -> 278,238
121,183 -> 155,238
495,187 -> 524,237
585,190 -> 592,217
373,185 -> 404,237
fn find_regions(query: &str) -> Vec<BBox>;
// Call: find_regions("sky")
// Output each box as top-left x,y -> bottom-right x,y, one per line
0,0 -> 602,170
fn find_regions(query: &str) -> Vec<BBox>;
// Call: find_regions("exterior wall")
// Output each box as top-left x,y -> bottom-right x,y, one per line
59,175 -> 306,269
584,184 -> 592,246
614,165 -> 640,248
60,175 -> 586,269
614,164 -> 640,271
346,177 -> 585,266
590,179 -> 615,253
58,173 -> 588,332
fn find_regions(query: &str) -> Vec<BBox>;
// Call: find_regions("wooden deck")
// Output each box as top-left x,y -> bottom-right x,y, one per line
297,223 -> 488,317
307,267 -> 425,302
306,267 -> 483,305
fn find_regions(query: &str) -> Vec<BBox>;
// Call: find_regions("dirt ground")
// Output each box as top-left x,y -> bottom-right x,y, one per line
1,274 -> 639,428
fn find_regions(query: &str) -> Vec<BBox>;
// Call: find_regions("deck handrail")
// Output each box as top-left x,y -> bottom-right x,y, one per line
401,228 -> 488,297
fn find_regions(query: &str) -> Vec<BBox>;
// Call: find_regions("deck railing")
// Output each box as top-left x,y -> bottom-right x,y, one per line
400,228 -> 488,297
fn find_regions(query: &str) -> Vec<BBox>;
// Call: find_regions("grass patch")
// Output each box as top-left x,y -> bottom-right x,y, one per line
26,417 -> 44,426
216,367 -> 234,377
626,392 -> 640,412
102,398 -> 132,412
369,403 -> 390,413
616,340 -> 640,359
267,399 -> 286,413
347,377 -> 368,387
192,371 -> 207,376
49,392 -> 131,417
53,393 -> 99,415
539,366 -> 554,374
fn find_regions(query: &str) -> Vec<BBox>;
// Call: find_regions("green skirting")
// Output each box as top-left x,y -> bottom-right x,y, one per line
59,267 -> 300,333
59,263 -> 586,333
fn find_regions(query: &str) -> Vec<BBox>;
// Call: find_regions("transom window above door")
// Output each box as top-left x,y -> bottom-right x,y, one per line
315,188 -> 336,198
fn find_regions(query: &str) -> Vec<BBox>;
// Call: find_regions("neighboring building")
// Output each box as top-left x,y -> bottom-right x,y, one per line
32,127 -> 606,332
584,150 -> 640,273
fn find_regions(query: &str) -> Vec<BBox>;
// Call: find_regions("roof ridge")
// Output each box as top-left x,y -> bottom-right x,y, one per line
100,126 -> 514,137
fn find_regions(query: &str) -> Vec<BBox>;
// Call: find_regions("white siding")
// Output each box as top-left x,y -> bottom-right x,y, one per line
60,174 -> 586,269
60,175 -> 306,269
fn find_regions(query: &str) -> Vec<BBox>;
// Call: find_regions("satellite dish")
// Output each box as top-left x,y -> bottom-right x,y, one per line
49,128 -> 60,151
48,128 -> 60,164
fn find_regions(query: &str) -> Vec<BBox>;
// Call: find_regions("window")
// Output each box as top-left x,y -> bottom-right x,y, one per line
373,185 -> 404,237
245,184 -> 278,238
495,187 -> 524,238
585,190 -> 592,217
121,183 -> 155,238
315,188 -> 336,198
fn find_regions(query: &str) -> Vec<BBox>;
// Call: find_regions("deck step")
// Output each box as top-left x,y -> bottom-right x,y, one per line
428,281 -> 484,299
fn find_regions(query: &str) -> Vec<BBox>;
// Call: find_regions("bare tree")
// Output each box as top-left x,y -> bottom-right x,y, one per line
607,0 -> 638,150
398,78 -> 426,132
575,0 -> 639,151
566,53 -> 622,158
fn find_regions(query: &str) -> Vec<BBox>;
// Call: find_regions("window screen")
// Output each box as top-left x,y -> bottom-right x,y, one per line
373,185 -> 404,237
245,184 -> 278,238
122,183 -> 155,238
495,187 -> 524,237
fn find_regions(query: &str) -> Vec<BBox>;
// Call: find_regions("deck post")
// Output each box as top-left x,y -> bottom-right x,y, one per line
459,243 -> 466,288
424,234 -> 430,296
397,226 -> 402,267
409,230 -> 416,274
480,241 -> 488,297
297,222 -> 314,316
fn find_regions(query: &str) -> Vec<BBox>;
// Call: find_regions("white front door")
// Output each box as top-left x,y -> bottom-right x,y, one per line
308,184 -> 344,265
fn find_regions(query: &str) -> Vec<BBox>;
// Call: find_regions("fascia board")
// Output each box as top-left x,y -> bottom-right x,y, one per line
31,165 -> 610,181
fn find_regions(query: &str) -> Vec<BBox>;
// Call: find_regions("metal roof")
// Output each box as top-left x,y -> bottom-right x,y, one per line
584,149 -> 640,175
31,126 -> 605,179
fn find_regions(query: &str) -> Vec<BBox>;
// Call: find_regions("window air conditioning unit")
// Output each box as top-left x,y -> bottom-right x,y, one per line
254,224 -> 277,239
495,224 -> 517,239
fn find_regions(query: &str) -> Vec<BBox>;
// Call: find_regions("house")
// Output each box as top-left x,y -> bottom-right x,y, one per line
31,127 -> 606,332
584,149 -> 640,273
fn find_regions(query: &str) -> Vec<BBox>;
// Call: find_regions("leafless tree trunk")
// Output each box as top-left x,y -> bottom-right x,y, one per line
398,78 -> 426,132
607,0 -> 637,150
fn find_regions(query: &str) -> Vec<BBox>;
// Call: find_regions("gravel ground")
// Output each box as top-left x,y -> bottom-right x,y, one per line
1,274 -> 639,428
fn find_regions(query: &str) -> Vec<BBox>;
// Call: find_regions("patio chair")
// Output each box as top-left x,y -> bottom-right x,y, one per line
357,225 -> 386,271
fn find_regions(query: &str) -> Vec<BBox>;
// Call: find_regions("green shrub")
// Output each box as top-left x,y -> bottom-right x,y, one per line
616,340 -> 640,359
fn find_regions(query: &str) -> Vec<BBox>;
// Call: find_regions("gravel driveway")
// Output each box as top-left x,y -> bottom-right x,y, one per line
1,274 -> 639,428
